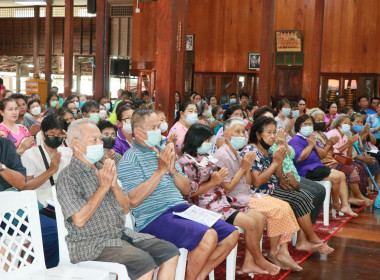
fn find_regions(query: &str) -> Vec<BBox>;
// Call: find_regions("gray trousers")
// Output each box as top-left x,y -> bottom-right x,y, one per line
299,177 -> 326,224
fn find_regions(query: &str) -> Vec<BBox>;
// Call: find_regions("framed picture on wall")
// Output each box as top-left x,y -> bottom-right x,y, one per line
186,34 -> 194,51
275,30 -> 302,53
248,53 -> 260,70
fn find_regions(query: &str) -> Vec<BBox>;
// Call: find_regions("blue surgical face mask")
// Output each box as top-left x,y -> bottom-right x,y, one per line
216,114 -> 223,121
89,113 -> 101,123
79,101 -> 86,108
197,142 -> 213,155
74,101 -> 80,108
229,135 -> 246,150
79,141 -> 104,164
292,110 -> 300,118
230,98 -> 237,104
50,100 -> 58,108
353,125 -> 363,133
300,126 -> 314,137
185,113 -> 198,125
340,124 -> 351,135
104,103 -> 111,111
143,129 -> 162,147
282,108 -> 291,117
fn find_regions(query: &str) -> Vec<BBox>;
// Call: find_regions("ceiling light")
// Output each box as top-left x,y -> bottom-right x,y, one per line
14,0 -> 47,5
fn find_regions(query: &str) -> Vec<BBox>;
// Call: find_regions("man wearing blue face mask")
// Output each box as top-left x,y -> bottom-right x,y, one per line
222,93 -> 239,110
117,108 -> 240,279
56,118 -> 180,279
275,98 -> 295,142
81,100 -> 101,123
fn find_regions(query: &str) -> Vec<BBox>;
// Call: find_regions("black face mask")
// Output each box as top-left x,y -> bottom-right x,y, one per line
44,134 -> 64,149
259,137 -> 272,150
102,137 -> 116,149
314,122 -> 326,131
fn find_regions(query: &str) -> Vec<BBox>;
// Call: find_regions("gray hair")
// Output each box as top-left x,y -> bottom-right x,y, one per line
331,114 -> 350,129
131,107 -> 155,131
66,118 -> 97,147
196,100 -> 208,116
308,108 -> 324,119
223,117 -> 244,131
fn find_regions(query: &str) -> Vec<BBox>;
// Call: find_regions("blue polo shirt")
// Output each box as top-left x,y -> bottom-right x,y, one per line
117,141 -> 187,231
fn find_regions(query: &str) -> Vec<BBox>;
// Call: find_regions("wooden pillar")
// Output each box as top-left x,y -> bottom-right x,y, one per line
75,58 -> 81,93
64,0 -> 74,97
175,0 -> 188,100
44,0 -> 53,87
33,6 -> 40,76
258,0 -> 275,107
16,63 -> 20,93
94,0 -> 108,101
302,0 -> 325,108
155,0 -> 178,125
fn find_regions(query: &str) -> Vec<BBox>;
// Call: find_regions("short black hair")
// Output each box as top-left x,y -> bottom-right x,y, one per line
97,120 -> 116,133
10,93 -> 27,103
248,116 -> 277,144
66,94 -> 79,102
222,104 -> 244,121
294,114 -> 314,133
298,97 -> 307,103
116,105 -> 134,121
276,98 -> 291,111
326,101 -> 338,110
182,123 -> 213,157
131,107 -> 155,131
290,101 -> 298,108
121,90 -> 133,99
41,114 -> 65,133
175,100 -> 196,123
239,92 -> 249,99
358,95 -> 368,102
27,99 -> 40,109
61,101 -> 74,110
57,107 -> 73,118
81,100 -> 99,113
371,97 -> 380,102
229,92 -> 237,98
253,106 -> 276,119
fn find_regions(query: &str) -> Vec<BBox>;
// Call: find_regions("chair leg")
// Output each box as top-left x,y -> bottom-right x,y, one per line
291,232 -> 298,247
208,270 -> 215,280
175,248 -> 188,280
226,243 -> 238,280
323,183 -> 331,226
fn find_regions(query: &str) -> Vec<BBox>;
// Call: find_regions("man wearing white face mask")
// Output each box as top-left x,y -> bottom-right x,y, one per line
57,118 -> 180,280
275,98 -> 295,143
114,105 -> 135,156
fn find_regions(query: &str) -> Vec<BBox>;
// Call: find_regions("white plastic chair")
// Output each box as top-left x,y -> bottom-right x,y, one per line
0,190 -> 109,280
125,212 -> 188,280
52,187 -> 130,280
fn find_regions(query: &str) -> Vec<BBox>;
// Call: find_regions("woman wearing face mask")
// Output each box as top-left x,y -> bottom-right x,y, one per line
215,105 -> 247,148
113,105 -> 134,156
324,101 -> 339,131
96,120 -> 122,169
197,100 -> 213,123
211,105 -> 223,135
21,114 -> 72,213
275,99 -> 295,143
289,115 -> 358,215
325,114 -> 373,205
43,93 -> 60,117
215,118 -> 307,272
168,101 -> 198,156
244,117 -> 335,256
179,123 -> 284,276
154,110 -> 177,149
28,99 -> 44,124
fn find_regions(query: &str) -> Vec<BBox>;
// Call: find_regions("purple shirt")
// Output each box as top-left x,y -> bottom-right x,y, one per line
112,127 -> 132,156
288,133 -> 324,177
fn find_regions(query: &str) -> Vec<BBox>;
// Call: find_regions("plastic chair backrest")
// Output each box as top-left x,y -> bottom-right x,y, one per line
51,186 -> 71,266
124,213 -> 136,231
0,190 -> 46,279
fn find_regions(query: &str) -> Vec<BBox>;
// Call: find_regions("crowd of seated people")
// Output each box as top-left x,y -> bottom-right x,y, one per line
0,86 -> 378,279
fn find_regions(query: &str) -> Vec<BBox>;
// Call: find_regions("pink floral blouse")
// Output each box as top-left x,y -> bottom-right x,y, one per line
178,153 -> 241,221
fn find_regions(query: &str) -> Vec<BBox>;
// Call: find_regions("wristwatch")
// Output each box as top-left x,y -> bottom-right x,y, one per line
0,164 -> 6,172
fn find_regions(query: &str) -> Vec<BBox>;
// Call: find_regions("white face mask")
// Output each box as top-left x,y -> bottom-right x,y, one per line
30,106 -> 41,116
160,122 -> 168,133
99,110 -> 107,118
123,121 -> 133,134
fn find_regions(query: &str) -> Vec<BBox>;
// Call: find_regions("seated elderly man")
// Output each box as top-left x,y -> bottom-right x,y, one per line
0,137 -> 59,268
56,119 -> 179,280
117,108 -> 239,280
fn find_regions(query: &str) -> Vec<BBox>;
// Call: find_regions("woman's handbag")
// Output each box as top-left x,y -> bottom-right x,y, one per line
333,153 -> 353,165
279,172 -> 300,191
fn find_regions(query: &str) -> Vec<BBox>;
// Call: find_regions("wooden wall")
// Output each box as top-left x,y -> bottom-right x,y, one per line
0,17 -> 96,56
321,0 -> 380,73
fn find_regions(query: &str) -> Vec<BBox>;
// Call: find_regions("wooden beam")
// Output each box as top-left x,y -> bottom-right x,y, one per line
156,0 -> 178,126
175,0 -> 188,100
33,6 -> 40,76
302,0 -> 325,108
44,0 -> 53,87
258,0 -> 275,106
94,0 -> 108,100
64,0 -> 74,97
